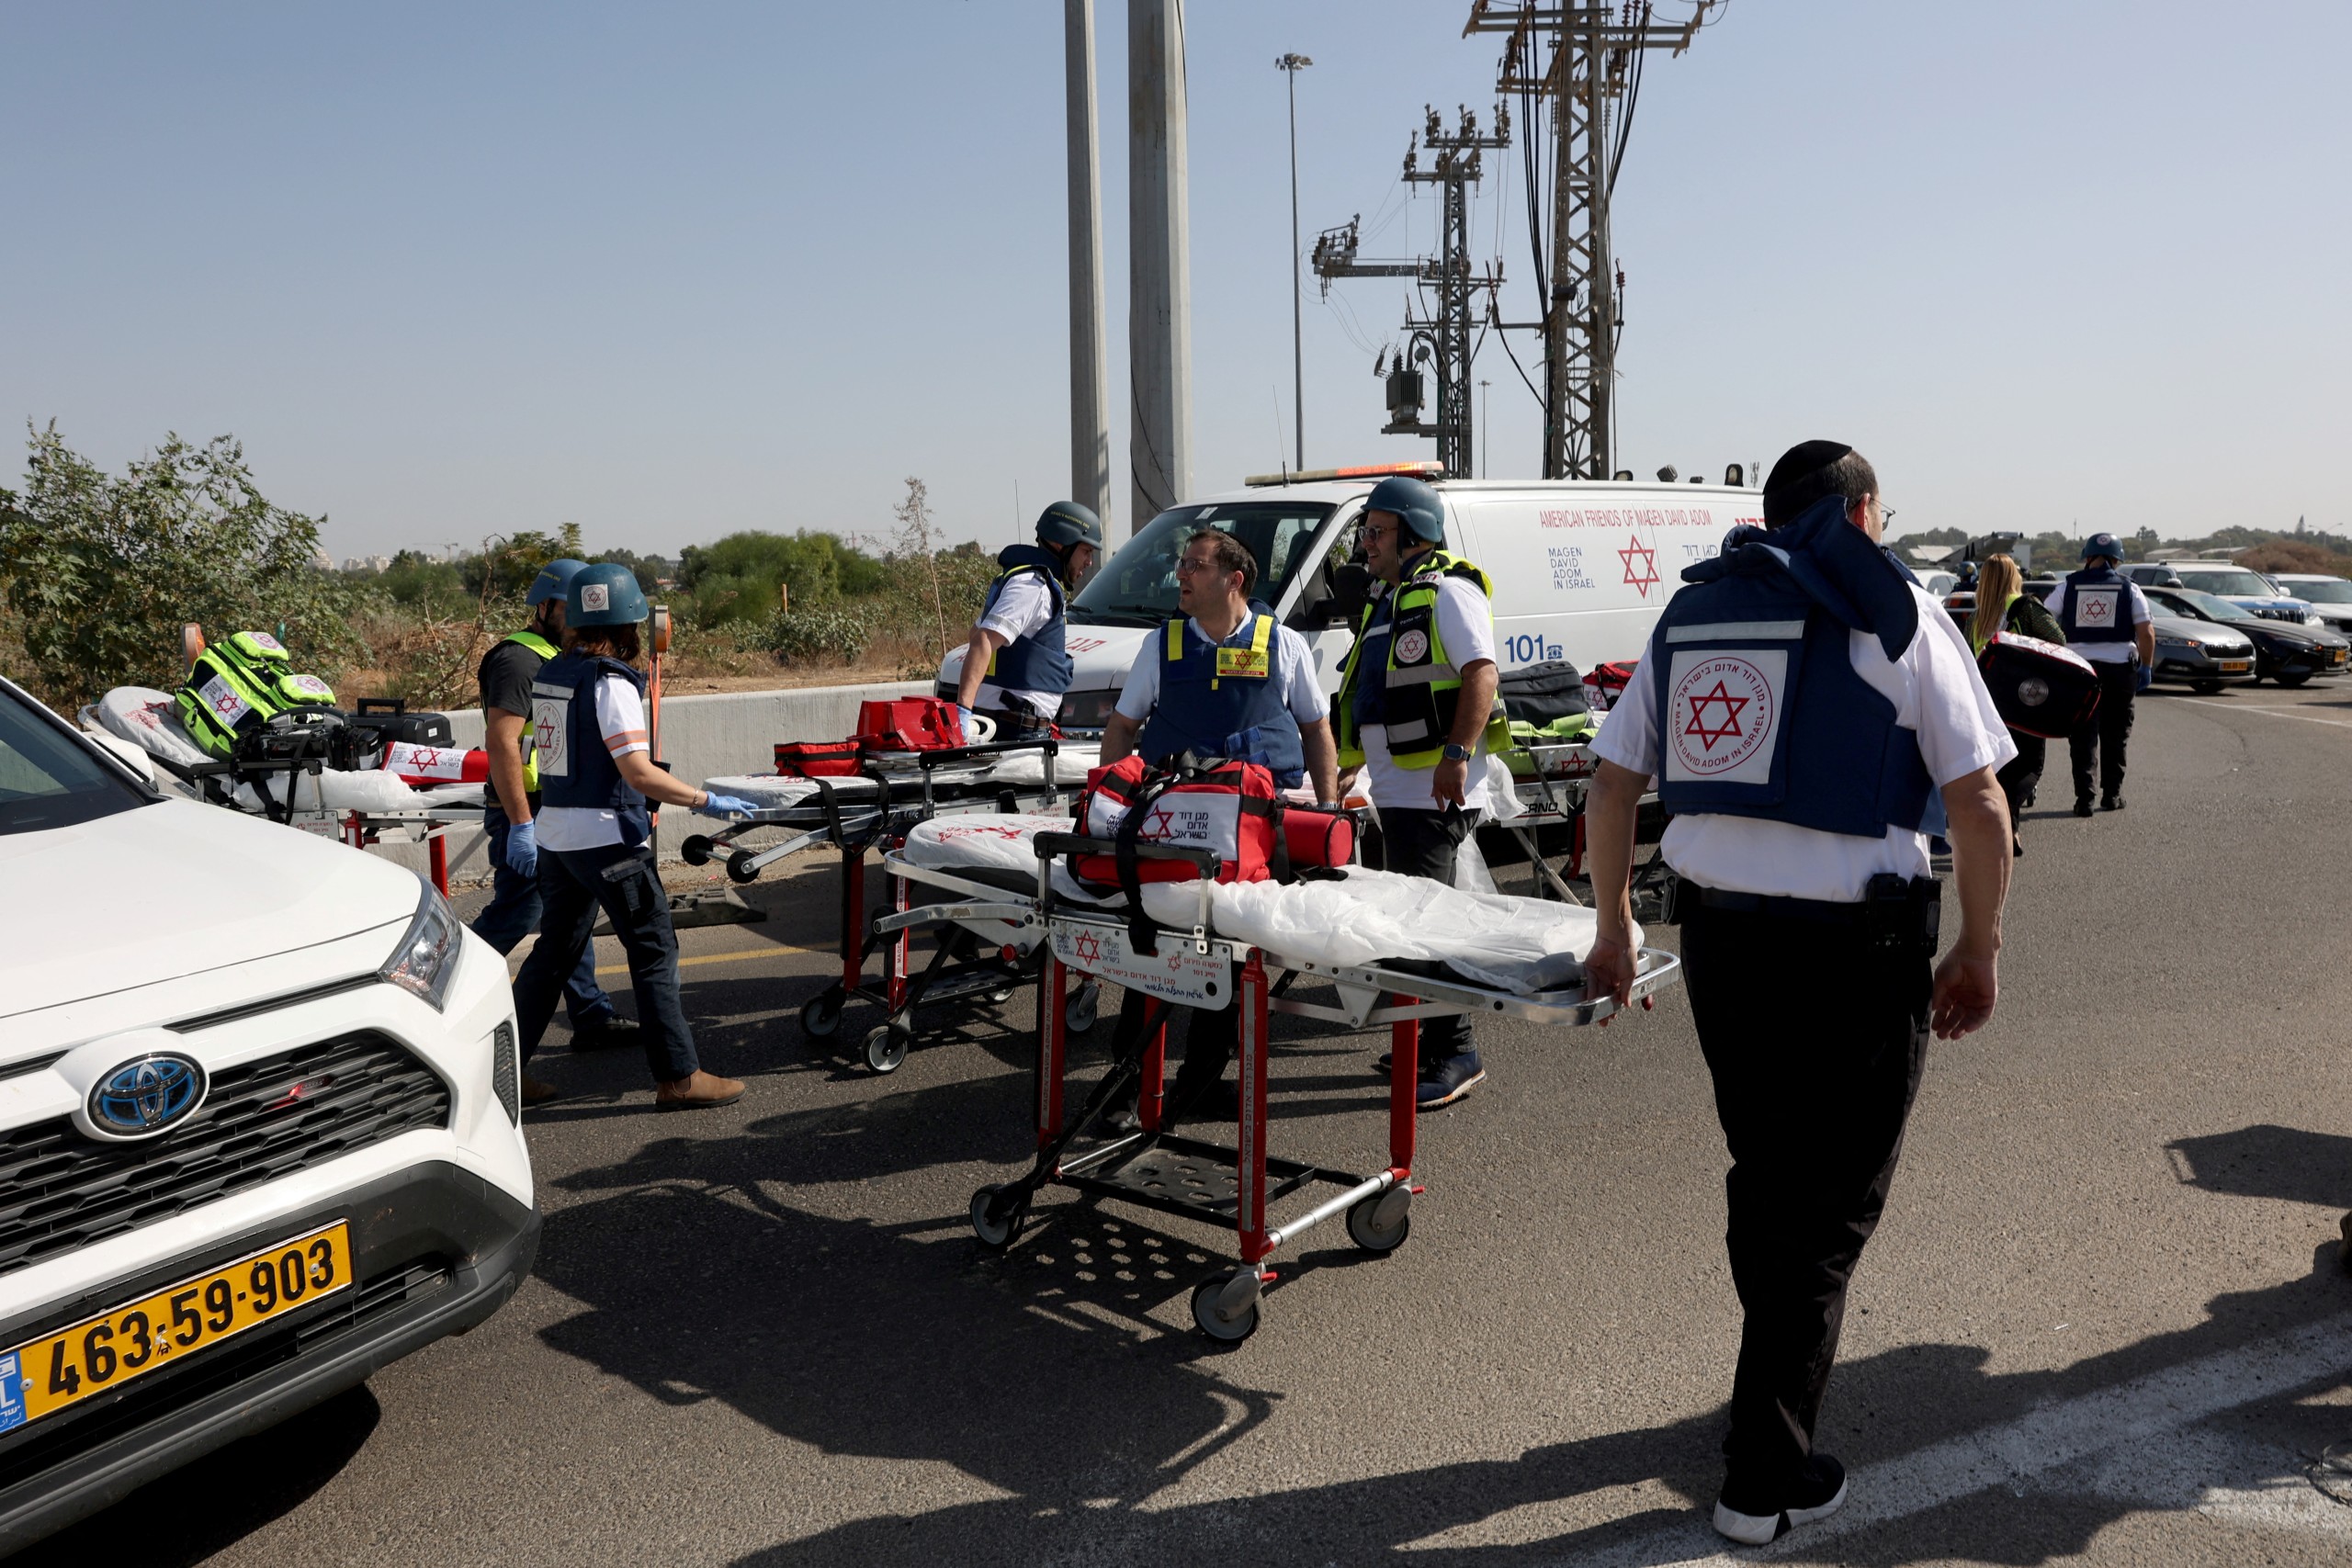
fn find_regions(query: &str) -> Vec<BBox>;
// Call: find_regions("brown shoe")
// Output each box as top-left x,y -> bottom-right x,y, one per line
521,1075 -> 562,1105
655,1070 -> 745,1111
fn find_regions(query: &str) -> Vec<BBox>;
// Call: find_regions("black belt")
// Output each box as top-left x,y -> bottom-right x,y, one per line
1668,872 -> 1942,951
1689,885 -> 1873,923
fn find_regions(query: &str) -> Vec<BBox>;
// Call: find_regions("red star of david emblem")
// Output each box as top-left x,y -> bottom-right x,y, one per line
1681,681 -> 1749,751
1073,931 -> 1102,964
1143,807 -> 1178,838
1619,536 -> 1660,597
413,748 -> 440,768
213,694 -> 239,715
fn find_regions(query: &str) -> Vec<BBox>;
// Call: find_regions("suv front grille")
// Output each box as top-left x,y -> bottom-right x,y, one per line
0,1032 -> 451,1278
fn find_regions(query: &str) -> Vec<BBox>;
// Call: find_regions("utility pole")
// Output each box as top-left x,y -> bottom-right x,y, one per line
1312,103 -> 1509,479
1278,53 -> 1313,474
1464,1 -> 1715,479
1128,0 -> 1192,531
1479,378 -> 1491,477
1065,0 -> 1110,529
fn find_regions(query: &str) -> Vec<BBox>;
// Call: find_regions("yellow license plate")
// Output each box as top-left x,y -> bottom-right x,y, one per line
2219,660 -> 2250,672
2333,650 -> 2346,666
0,1222 -> 350,1432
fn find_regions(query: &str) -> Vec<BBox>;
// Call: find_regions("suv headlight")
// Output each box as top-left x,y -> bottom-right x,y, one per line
380,877 -> 463,1010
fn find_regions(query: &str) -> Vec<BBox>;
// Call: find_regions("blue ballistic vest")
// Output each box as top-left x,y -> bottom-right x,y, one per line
1351,595 -> 1396,727
1652,496 -> 1942,841
2058,566 -> 2132,646
1136,610 -> 1306,788
979,546 -> 1074,695
532,651 -> 653,849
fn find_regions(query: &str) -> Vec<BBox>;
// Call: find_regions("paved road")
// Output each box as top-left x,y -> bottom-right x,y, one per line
30,683 -> 2352,1567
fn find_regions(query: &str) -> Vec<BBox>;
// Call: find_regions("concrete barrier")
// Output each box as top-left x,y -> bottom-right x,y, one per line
369,679 -> 928,884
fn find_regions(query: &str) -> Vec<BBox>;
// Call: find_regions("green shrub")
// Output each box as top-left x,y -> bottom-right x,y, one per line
760,605 -> 872,666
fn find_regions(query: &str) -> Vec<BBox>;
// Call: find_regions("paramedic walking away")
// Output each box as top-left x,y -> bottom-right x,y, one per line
469,558 -> 637,1076
1582,442 -> 2016,1546
2043,533 -> 2154,814
1332,474 -> 1511,1109
509,563 -> 761,1111
954,502 -> 1103,741
1967,553 -> 2067,857
1098,529 -> 1338,1122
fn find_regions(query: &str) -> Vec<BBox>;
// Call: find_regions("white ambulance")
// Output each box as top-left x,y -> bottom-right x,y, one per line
937,462 -> 1767,729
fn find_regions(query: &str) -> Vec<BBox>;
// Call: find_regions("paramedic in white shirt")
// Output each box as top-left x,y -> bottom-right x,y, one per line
2041,534 -> 2155,814
1579,442 -> 2015,1549
953,502 -> 1103,740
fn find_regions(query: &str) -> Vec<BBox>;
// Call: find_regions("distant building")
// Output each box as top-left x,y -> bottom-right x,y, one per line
341,554 -> 393,573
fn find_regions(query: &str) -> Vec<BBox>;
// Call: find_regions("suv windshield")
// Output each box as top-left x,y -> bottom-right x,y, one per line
2165,590 -> 2256,622
1073,500 -> 1337,625
2179,570 -> 2279,598
2285,579 -> 2352,604
0,686 -> 154,835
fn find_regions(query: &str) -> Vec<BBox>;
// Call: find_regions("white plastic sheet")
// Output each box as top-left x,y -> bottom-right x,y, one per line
88,688 -> 210,771
232,768 -> 424,815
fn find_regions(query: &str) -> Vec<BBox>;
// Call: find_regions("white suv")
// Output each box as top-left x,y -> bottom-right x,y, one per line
0,675 -> 535,1551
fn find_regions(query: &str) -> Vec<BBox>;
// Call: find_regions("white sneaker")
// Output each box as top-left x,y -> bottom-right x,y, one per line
1712,1455 -> 1848,1545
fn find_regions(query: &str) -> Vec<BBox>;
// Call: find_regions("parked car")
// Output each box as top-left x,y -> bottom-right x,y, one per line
2122,560 -> 2317,624
2143,587 -> 2350,686
2146,615 -> 2259,694
0,676 -> 537,1551
2264,573 -> 2352,636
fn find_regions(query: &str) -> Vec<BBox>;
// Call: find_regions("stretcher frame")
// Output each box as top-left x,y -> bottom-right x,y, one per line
678,739 -> 1102,1073
876,833 -> 1679,1343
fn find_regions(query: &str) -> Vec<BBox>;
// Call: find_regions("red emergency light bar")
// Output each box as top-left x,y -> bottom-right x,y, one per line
1242,461 -> 1447,489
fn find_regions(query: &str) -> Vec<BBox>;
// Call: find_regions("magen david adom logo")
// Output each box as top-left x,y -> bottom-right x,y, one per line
1669,655 -> 1777,778
580,582 -> 610,614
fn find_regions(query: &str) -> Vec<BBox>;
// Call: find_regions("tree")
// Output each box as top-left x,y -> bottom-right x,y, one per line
0,423 -> 358,707
893,477 -> 949,660
461,523 -> 583,600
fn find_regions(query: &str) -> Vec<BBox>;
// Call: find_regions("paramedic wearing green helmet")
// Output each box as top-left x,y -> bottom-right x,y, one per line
1334,473 -> 1510,1110
508,563 -> 763,1111
469,558 -> 631,1097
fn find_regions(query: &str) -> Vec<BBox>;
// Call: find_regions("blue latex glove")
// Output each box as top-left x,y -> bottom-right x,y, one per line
2134,664 -> 2153,694
503,818 -> 538,877
956,705 -> 978,741
702,793 -> 761,819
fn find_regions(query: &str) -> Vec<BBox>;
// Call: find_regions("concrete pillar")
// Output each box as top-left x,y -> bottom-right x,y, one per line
1127,0 -> 1191,533
1065,0 -> 1111,529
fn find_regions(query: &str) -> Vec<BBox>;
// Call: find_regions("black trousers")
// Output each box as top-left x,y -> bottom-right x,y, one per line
513,841 -> 701,1083
1679,899 -> 1930,1491
2067,660 -> 2137,799
1995,731 -> 2044,841
1363,805 -> 1477,1059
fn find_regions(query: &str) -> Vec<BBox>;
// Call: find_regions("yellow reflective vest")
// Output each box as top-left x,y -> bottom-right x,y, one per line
1333,548 -> 1511,769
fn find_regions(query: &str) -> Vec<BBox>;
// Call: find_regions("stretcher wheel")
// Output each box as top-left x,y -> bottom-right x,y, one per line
864,1021 -> 911,1074
726,848 -> 761,885
1064,981 -> 1101,1035
1346,1187 -> 1413,1253
1190,1270 -> 1261,1344
680,834 -> 714,867
969,1185 -> 1027,1250
799,989 -> 843,1040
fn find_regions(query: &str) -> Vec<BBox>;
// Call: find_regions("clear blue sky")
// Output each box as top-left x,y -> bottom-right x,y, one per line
4,1 -> 2346,562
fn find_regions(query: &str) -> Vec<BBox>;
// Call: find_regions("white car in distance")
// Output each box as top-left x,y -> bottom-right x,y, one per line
0,675 -> 536,1551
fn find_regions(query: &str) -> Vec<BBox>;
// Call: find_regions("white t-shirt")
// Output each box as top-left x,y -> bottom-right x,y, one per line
1589,582 -> 2017,903
537,675 -> 651,851
1355,573 -> 1499,813
1115,611 -> 1329,728
974,570 -> 1063,717
2042,578 -> 2153,663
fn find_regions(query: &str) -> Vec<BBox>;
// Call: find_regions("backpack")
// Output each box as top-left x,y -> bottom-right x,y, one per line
175,631 -> 339,758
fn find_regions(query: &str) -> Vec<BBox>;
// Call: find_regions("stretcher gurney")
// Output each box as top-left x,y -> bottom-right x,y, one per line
877,815 -> 1681,1343
687,739 -> 1104,1072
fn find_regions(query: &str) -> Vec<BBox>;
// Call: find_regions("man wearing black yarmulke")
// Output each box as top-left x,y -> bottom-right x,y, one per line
1581,441 -> 2017,1544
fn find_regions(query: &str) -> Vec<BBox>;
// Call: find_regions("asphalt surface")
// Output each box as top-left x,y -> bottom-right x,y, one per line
28,681 -> 2352,1567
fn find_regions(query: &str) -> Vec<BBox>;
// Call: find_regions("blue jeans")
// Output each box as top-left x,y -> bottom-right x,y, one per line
512,840 -> 700,1083
473,809 -> 615,1028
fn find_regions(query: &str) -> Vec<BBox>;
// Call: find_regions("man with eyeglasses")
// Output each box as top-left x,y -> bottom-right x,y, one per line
1330,473 -> 1510,1109
1098,528 -> 1337,1122
1580,441 -> 2014,1545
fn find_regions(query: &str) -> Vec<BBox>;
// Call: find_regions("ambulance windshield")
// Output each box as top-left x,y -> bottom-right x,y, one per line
1072,502 -> 1337,625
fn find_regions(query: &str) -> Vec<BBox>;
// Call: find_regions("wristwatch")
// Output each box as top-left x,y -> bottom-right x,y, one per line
1441,742 -> 1474,762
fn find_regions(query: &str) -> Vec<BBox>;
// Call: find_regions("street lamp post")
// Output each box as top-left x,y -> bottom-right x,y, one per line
1277,52 -> 1312,474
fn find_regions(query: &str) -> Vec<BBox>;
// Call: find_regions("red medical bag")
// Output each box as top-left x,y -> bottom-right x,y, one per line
1071,754 -> 1280,887
854,697 -> 967,753
1978,632 -> 2102,739
1281,804 -> 1357,870
1583,660 -> 1636,714
379,741 -> 490,786
773,740 -> 864,778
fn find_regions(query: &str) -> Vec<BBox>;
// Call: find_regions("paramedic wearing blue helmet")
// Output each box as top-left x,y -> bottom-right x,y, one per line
1581,442 -> 2015,1547
2042,532 -> 2154,815
1332,473 -> 1510,1110
1098,528 -> 1338,1121
470,558 -> 632,1093
510,563 -> 763,1111
953,501 -> 1104,739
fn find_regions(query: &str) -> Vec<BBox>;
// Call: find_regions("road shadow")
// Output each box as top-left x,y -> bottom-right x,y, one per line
2167,1123 -> 2352,1211
15,1384 -> 381,1568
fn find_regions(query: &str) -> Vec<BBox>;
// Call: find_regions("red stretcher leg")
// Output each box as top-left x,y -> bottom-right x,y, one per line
428,832 -> 450,897
1238,953 -> 1272,1268
839,845 -> 864,993
1035,950 -> 1067,1148
1139,1015 -> 1167,1133
1388,1012 -> 1419,1179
